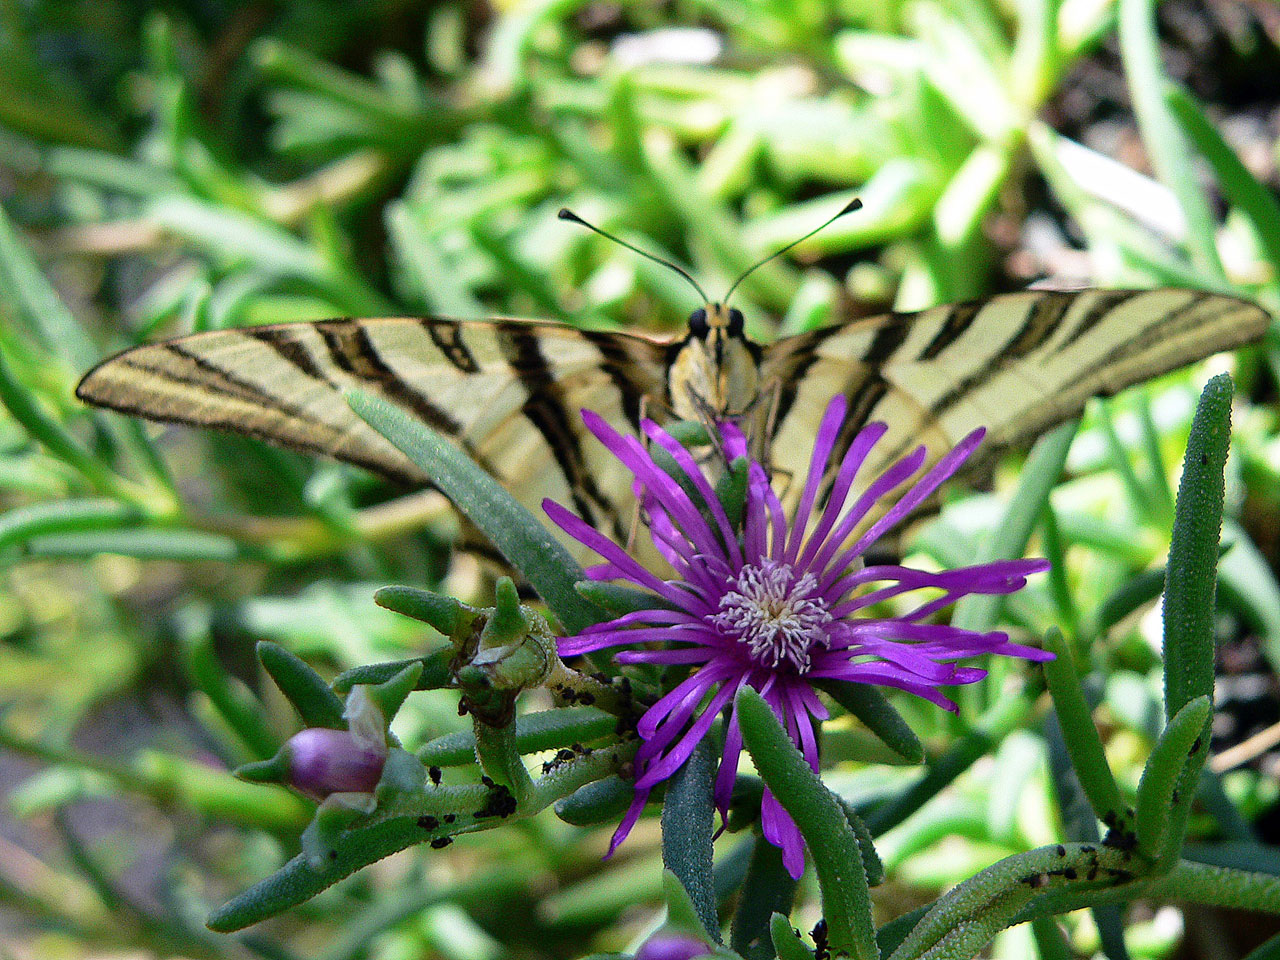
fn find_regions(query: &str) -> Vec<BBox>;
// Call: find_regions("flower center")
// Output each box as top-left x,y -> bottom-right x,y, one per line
711,559 -> 833,672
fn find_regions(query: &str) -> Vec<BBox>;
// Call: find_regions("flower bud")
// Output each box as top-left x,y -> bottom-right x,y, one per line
283,727 -> 386,800
634,933 -> 713,960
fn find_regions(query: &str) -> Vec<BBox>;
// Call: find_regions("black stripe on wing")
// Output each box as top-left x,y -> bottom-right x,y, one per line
498,327 -> 626,539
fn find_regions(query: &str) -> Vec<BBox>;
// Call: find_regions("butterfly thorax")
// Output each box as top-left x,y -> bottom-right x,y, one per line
667,303 -> 762,423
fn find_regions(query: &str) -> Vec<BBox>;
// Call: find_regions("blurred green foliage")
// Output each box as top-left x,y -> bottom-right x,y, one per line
1,0 -> 1279,958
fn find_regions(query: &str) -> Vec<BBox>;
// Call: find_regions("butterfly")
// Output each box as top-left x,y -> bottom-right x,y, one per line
76,271 -> 1268,553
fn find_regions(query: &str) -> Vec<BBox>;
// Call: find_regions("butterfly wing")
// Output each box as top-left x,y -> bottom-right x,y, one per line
761,288 -> 1270,501
76,317 -> 672,543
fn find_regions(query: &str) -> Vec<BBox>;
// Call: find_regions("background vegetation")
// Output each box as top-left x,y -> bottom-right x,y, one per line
0,0 -> 1278,958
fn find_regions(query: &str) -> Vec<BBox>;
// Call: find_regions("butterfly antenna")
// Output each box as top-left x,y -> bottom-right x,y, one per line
723,197 -> 862,303
558,208 -> 710,303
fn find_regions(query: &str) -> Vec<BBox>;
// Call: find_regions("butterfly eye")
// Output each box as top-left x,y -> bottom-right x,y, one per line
728,308 -> 745,337
689,308 -> 709,337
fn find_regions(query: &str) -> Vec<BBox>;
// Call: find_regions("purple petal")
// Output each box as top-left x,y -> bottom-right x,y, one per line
644,420 -> 742,567
715,700 -> 745,816
761,788 -> 806,879
790,422 -> 889,568
803,445 -> 927,579
809,661 -> 962,710
616,647 -> 717,665
835,427 -> 985,570
544,499 -> 689,605
607,787 -> 651,857
637,661 -> 735,740
783,396 -> 848,562
635,682 -> 737,789
635,933 -> 715,960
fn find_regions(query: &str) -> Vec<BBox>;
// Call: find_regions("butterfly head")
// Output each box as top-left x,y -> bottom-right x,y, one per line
689,302 -> 745,340
669,302 -> 760,423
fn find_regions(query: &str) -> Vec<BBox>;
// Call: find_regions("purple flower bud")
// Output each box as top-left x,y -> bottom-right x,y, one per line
284,727 -> 386,799
634,933 -> 713,960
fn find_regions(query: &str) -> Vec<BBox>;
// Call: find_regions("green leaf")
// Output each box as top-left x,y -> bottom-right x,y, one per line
345,387 -> 602,634
840,799 -> 885,887
207,814 -> 457,931
817,680 -> 923,764
1118,0 -> 1224,277
257,641 -> 346,729
1029,917 -> 1073,960
179,627 -> 281,760
0,499 -> 139,551
554,775 -> 633,826
24,528 -> 243,561
1091,567 -> 1171,638
374,585 -> 466,635
661,869 -> 718,942
1163,374 -> 1231,721
1040,628 -> 1126,825
1135,695 -> 1211,862
0,204 -> 99,370
1241,932 -> 1280,960
1217,520 -> 1280,674
332,649 -> 454,694
736,687 -> 876,960
731,836 -> 798,960
575,580 -> 674,616
876,906 -> 930,960
0,347 -> 140,504
1165,87 -> 1280,277
864,691 -> 1030,837
770,913 -> 817,960
420,706 -> 616,766
662,735 -> 720,942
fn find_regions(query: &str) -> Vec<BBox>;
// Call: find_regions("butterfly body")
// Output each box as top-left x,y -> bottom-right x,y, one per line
77,288 -> 1270,551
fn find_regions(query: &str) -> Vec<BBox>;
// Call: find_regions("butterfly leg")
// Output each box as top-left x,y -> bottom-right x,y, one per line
756,378 -> 796,498
624,395 -> 655,552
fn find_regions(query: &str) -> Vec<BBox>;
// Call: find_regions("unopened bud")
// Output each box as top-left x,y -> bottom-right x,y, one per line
283,727 -> 386,800
634,933 -> 714,960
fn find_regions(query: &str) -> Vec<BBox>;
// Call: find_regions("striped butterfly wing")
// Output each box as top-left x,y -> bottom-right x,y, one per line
76,317 -> 671,543
761,288 -> 1270,502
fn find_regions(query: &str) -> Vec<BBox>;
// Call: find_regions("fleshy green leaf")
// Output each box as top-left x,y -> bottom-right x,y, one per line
257,641 -> 346,729
1163,374 -> 1231,720
332,649 -> 454,694
420,706 -> 615,766
1135,695 -> 1211,862
736,687 -> 876,960
345,387 -> 602,633
554,775 -> 633,826
731,836 -> 798,960
817,680 -> 924,764
661,868 -> 717,942
662,736 -> 720,942
1040,628 -> 1125,825
770,914 -> 817,960
374,585 -> 466,635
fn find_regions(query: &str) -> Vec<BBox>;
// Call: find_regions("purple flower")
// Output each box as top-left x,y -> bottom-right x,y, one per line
544,396 -> 1052,878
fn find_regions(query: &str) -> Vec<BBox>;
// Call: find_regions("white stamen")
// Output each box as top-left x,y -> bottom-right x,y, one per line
712,559 -> 833,672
